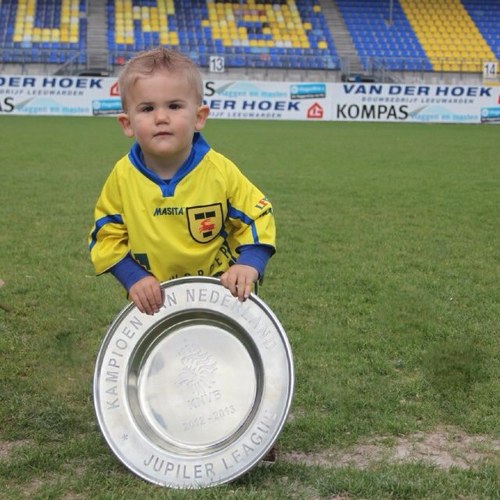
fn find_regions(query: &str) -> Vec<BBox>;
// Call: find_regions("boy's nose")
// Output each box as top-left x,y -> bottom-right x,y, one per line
155,108 -> 169,122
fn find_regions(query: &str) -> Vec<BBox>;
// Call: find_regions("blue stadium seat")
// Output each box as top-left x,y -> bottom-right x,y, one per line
106,0 -> 339,71
0,0 -> 87,65
336,0 -> 430,71
461,0 -> 500,58
2,0 -> 497,73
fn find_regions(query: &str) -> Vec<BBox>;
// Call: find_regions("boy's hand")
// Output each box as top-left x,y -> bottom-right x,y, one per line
128,276 -> 163,315
220,264 -> 258,302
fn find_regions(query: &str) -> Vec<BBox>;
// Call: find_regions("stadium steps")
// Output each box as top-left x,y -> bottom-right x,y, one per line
399,0 -> 495,72
319,0 -> 363,75
86,0 -> 109,72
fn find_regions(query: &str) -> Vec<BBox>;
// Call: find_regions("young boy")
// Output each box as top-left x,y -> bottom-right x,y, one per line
88,48 -> 276,315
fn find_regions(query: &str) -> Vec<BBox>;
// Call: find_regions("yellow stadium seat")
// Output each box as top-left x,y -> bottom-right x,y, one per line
400,0 -> 496,65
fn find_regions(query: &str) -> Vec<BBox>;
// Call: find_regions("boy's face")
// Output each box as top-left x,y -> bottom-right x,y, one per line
118,69 -> 209,176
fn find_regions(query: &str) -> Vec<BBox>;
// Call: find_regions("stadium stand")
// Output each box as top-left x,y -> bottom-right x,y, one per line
335,0 -> 432,72
462,0 -> 500,59
0,0 -> 87,64
0,0 -> 498,79
335,0 -> 498,73
399,0 -> 496,72
106,0 -> 339,70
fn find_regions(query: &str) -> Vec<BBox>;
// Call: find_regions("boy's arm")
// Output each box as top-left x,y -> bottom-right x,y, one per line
109,255 -> 163,315
223,162 -> 276,265
220,244 -> 274,301
89,167 -> 130,275
235,244 -> 274,278
109,253 -> 151,291
89,165 -> 161,315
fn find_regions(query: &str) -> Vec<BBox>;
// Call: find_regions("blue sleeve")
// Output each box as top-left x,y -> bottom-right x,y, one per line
109,253 -> 151,292
236,244 -> 274,278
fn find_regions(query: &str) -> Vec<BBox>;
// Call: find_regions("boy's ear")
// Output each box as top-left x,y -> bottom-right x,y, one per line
195,104 -> 210,131
117,113 -> 134,138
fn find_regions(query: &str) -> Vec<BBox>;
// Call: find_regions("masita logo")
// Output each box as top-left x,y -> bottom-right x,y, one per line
153,207 -> 185,216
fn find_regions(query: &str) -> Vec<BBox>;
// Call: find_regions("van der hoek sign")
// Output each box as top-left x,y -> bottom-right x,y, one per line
93,277 -> 294,488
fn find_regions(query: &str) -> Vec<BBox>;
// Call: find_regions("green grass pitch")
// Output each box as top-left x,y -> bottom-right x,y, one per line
0,115 -> 498,498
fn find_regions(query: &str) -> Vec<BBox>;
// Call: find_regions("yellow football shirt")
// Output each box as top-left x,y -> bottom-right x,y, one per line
89,133 -> 275,282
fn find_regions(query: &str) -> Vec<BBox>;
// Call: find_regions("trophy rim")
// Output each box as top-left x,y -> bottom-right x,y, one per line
93,276 -> 294,488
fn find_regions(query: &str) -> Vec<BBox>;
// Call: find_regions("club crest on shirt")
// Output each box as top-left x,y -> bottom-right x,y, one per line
187,203 -> 223,243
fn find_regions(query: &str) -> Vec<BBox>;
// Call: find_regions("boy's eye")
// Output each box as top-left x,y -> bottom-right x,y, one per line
169,103 -> 182,110
142,105 -> 154,112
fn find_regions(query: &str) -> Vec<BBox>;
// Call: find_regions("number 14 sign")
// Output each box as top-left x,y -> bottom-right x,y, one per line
483,61 -> 498,82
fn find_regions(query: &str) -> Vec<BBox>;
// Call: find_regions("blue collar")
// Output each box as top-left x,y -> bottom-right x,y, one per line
128,132 -> 211,197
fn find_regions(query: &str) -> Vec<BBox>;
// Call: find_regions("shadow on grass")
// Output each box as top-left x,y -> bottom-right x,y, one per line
423,335 -> 490,413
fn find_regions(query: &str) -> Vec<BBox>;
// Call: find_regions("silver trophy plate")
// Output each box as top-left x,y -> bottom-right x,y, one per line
93,276 -> 294,488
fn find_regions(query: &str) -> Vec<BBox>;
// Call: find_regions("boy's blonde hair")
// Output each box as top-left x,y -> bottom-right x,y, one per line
117,48 -> 204,110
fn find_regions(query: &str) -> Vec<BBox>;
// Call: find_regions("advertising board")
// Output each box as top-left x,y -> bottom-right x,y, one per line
1,75 -> 498,124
